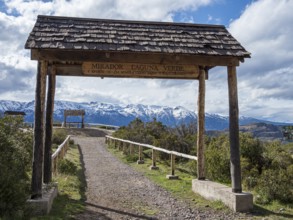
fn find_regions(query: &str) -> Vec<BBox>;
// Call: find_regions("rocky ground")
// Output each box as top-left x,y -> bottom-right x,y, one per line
71,135 -> 250,219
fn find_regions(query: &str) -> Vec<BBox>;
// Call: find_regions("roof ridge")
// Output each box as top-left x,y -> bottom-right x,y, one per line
37,15 -> 226,29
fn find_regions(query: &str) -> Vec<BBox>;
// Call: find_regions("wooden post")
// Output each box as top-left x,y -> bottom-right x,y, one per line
152,149 -> 156,167
227,66 -> 242,193
166,153 -> 179,179
64,113 -> 67,128
44,66 -> 56,184
171,154 -> 175,176
149,149 -> 159,170
122,142 -> 126,154
81,114 -> 84,128
31,61 -> 47,199
197,67 -> 206,180
137,145 -> 144,164
129,144 -> 134,155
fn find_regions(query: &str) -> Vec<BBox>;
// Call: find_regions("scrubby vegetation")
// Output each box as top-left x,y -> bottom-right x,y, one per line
113,118 -> 293,205
0,116 -> 82,219
0,116 -> 33,219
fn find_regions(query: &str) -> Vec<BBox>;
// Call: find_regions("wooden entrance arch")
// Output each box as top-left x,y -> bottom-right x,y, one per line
25,15 -> 250,198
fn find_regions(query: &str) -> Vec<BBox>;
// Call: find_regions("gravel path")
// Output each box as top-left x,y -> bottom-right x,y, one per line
72,136 -> 245,220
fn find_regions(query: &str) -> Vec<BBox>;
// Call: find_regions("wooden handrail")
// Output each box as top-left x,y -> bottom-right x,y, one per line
52,135 -> 71,159
105,135 -> 197,161
51,135 -> 71,174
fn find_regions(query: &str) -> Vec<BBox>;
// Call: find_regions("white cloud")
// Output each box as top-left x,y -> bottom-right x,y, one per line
0,0 -> 293,122
226,0 -> 293,121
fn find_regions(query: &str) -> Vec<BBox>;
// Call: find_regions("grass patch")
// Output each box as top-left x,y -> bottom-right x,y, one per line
107,144 -> 293,219
32,143 -> 86,220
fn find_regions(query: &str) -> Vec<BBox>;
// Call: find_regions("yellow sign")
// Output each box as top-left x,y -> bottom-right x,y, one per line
82,62 -> 199,79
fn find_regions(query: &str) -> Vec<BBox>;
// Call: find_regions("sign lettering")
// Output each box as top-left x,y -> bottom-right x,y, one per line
82,62 -> 199,79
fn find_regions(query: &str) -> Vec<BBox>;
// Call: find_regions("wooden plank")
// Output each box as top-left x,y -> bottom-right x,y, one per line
197,67 -> 206,180
44,66 -> 56,184
31,49 -> 240,67
82,62 -> 199,79
31,61 -> 47,199
227,66 -> 242,193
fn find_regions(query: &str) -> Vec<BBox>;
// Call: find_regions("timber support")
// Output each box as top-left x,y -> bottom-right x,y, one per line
166,153 -> 179,179
197,67 -> 206,180
31,61 -> 47,198
149,149 -> 159,170
227,66 -> 242,193
44,66 -> 56,184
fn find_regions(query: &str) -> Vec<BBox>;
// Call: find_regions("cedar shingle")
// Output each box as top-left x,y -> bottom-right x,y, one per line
25,15 -> 250,58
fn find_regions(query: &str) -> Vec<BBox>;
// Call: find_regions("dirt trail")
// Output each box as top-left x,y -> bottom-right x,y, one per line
72,135 -> 241,219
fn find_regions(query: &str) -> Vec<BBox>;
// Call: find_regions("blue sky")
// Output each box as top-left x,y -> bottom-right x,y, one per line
0,0 -> 292,122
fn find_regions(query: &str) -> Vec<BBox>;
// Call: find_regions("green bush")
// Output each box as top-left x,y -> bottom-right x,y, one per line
186,160 -> 197,176
58,159 -> 77,175
125,154 -> 139,162
0,116 -> 33,219
205,135 -> 231,183
255,168 -> 293,204
52,129 -> 67,145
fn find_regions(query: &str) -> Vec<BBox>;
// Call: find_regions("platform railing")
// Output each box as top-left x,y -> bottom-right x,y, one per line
105,135 -> 197,179
51,135 -> 71,174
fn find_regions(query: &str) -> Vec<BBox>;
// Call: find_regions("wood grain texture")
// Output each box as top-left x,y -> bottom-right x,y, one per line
31,61 -> 47,198
197,67 -> 206,180
227,66 -> 242,193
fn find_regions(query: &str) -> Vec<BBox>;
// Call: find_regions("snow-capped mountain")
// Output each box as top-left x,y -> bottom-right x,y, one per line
0,100 -> 289,130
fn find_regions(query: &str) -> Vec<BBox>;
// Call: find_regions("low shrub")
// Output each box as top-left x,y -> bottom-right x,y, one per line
58,159 -> 77,175
52,129 -> 67,145
125,154 -> 139,162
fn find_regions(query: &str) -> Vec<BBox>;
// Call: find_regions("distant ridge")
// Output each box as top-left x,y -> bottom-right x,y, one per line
0,100 -> 291,130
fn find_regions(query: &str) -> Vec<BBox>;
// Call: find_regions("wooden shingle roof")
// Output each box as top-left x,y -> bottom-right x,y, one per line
25,15 -> 250,59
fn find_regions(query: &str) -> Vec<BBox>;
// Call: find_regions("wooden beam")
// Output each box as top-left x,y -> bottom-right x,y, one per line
44,66 -> 56,184
32,49 -> 240,67
31,61 -> 47,198
197,67 -> 206,180
227,66 -> 242,193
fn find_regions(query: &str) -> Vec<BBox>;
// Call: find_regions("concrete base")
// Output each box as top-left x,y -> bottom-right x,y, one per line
166,175 -> 179,180
137,160 -> 144,164
149,165 -> 159,170
192,179 -> 253,212
27,184 -> 58,216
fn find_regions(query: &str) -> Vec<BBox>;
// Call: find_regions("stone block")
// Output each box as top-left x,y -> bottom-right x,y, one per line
27,184 -> 58,216
137,160 -> 144,164
192,179 -> 253,212
166,175 -> 179,180
149,165 -> 159,170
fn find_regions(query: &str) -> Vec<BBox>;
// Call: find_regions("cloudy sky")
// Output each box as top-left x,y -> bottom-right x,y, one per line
0,0 -> 292,122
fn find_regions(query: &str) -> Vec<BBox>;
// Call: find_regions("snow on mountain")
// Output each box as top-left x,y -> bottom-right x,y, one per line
0,100 -> 289,130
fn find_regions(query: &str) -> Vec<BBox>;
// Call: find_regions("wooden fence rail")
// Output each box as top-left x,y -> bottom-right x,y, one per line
51,135 -> 71,174
105,135 -> 197,179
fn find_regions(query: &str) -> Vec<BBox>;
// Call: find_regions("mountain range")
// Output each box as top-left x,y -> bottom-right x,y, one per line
0,100 -> 290,130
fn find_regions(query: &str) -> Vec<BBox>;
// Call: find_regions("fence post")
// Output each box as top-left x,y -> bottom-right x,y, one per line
118,141 -> 122,151
137,145 -> 144,164
150,149 -> 159,170
129,144 -> 134,155
166,153 -> 178,179
122,142 -> 127,154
